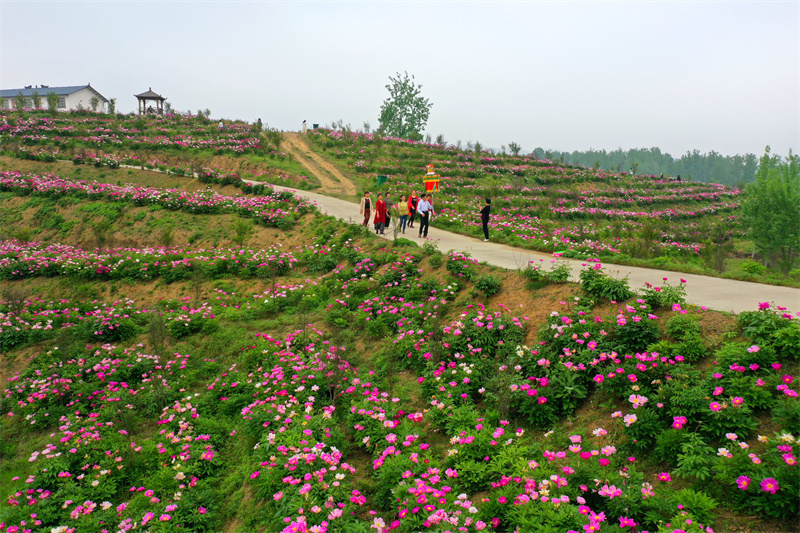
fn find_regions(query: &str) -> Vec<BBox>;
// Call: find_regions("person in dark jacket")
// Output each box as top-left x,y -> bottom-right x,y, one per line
417,194 -> 434,238
384,194 -> 392,229
480,198 -> 491,241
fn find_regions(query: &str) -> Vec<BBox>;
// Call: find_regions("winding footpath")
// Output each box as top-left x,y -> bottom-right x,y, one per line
272,185 -> 800,316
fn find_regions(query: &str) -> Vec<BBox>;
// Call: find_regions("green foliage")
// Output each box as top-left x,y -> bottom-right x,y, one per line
474,273 -> 502,296
672,489 -> 718,526
579,265 -> 634,302
672,333 -> 708,363
665,313 -> 701,340
654,428 -> 693,467
231,219 -> 254,246
263,126 -> 285,152
740,259 -> 767,275
639,279 -> 688,309
377,71 -> 432,140
612,316 -> 659,354
714,341 -> 776,370
521,261 -> 571,287
421,239 -> 439,255
534,146 -> 759,187
46,92 -> 58,114
676,433 -> 715,482
623,406 -> 663,451
742,146 -> 800,273
772,395 -> 800,434
738,305 -> 800,360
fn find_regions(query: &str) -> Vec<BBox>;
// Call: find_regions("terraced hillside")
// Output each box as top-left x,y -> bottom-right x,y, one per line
0,111 -> 798,533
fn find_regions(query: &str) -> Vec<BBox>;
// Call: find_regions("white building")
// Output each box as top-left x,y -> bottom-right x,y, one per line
0,84 -> 109,112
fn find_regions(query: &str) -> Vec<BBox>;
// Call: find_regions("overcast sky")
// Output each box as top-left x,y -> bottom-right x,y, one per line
2,1 -> 797,158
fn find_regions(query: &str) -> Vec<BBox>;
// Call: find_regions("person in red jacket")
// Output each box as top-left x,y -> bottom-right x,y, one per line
407,190 -> 419,228
373,194 -> 387,234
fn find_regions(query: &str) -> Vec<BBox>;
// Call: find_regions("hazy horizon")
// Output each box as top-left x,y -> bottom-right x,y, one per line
2,1 -> 797,158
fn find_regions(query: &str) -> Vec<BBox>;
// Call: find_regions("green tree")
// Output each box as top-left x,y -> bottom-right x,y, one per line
90,97 -> 100,112
14,91 -> 24,111
264,126 -> 285,152
508,141 -> 522,156
742,146 -> 800,274
46,92 -> 59,114
32,91 -> 41,109
377,71 -> 432,140
108,98 -> 116,115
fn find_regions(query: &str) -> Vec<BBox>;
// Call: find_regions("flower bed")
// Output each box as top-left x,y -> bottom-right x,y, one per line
0,171 -> 315,227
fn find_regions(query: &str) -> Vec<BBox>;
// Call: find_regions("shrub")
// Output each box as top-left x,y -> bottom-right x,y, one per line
673,334 -> 709,363
612,316 -> 659,353
522,260 -> 571,285
740,259 -> 767,275
675,433 -> 716,483
421,239 -> 439,255
474,274 -> 501,296
622,406 -> 663,451
665,313 -> 702,341
739,304 -> 800,360
714,341 -> 776,370
580,264 -> 634,302
654,428 -> 693,467
446,250 -> 478,279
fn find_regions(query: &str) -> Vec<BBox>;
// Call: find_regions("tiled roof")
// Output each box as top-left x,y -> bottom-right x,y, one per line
0,85 -> 91,98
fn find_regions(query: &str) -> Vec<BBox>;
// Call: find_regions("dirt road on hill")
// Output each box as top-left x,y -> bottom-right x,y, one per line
282,133 -> 357,196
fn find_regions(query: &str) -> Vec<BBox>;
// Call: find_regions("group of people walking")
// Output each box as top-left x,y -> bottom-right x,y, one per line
360,190 -> 435,237
360,191 -> 491,241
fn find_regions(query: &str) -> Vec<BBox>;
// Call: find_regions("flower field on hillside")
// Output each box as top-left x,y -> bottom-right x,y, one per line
2,228 -> 798,532
0,171 -> 314,228
307,129 -> 744,262
0,112 -> 798,533
0,111 -> 313,189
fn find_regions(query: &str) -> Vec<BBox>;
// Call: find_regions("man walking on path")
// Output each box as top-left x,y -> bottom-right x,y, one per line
417,194 -> 434,238
480,198 -> 491,241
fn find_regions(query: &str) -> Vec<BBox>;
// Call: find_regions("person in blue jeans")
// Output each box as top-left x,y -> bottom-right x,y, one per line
392,201 -> 409,234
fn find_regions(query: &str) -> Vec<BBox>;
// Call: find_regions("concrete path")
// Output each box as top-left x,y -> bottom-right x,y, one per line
275,185 -> 800,316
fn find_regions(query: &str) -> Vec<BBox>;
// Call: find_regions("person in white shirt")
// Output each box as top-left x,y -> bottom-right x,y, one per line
417,194 -> 434,238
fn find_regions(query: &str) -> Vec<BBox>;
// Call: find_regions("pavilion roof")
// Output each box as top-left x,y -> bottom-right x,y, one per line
134,87 -> 166,100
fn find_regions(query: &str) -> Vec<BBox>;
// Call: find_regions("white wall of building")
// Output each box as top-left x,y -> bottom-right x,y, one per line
1,86 -> 108,112
65,87 -> 107,112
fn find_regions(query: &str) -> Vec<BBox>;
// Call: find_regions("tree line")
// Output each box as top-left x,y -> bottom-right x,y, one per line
531,146 -> 760,187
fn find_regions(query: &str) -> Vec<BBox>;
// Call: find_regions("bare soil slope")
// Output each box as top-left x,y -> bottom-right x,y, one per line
283,132 -> 357,196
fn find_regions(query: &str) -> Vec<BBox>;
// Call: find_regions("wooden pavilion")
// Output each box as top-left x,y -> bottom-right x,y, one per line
135,87 -> 166,115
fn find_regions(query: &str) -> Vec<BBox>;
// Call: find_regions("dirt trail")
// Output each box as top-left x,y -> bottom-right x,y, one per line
282,132 -> 357,196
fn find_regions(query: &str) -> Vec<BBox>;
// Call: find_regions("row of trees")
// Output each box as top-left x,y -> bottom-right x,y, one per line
531,146 -> 760,187
743,147 -> 799,274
